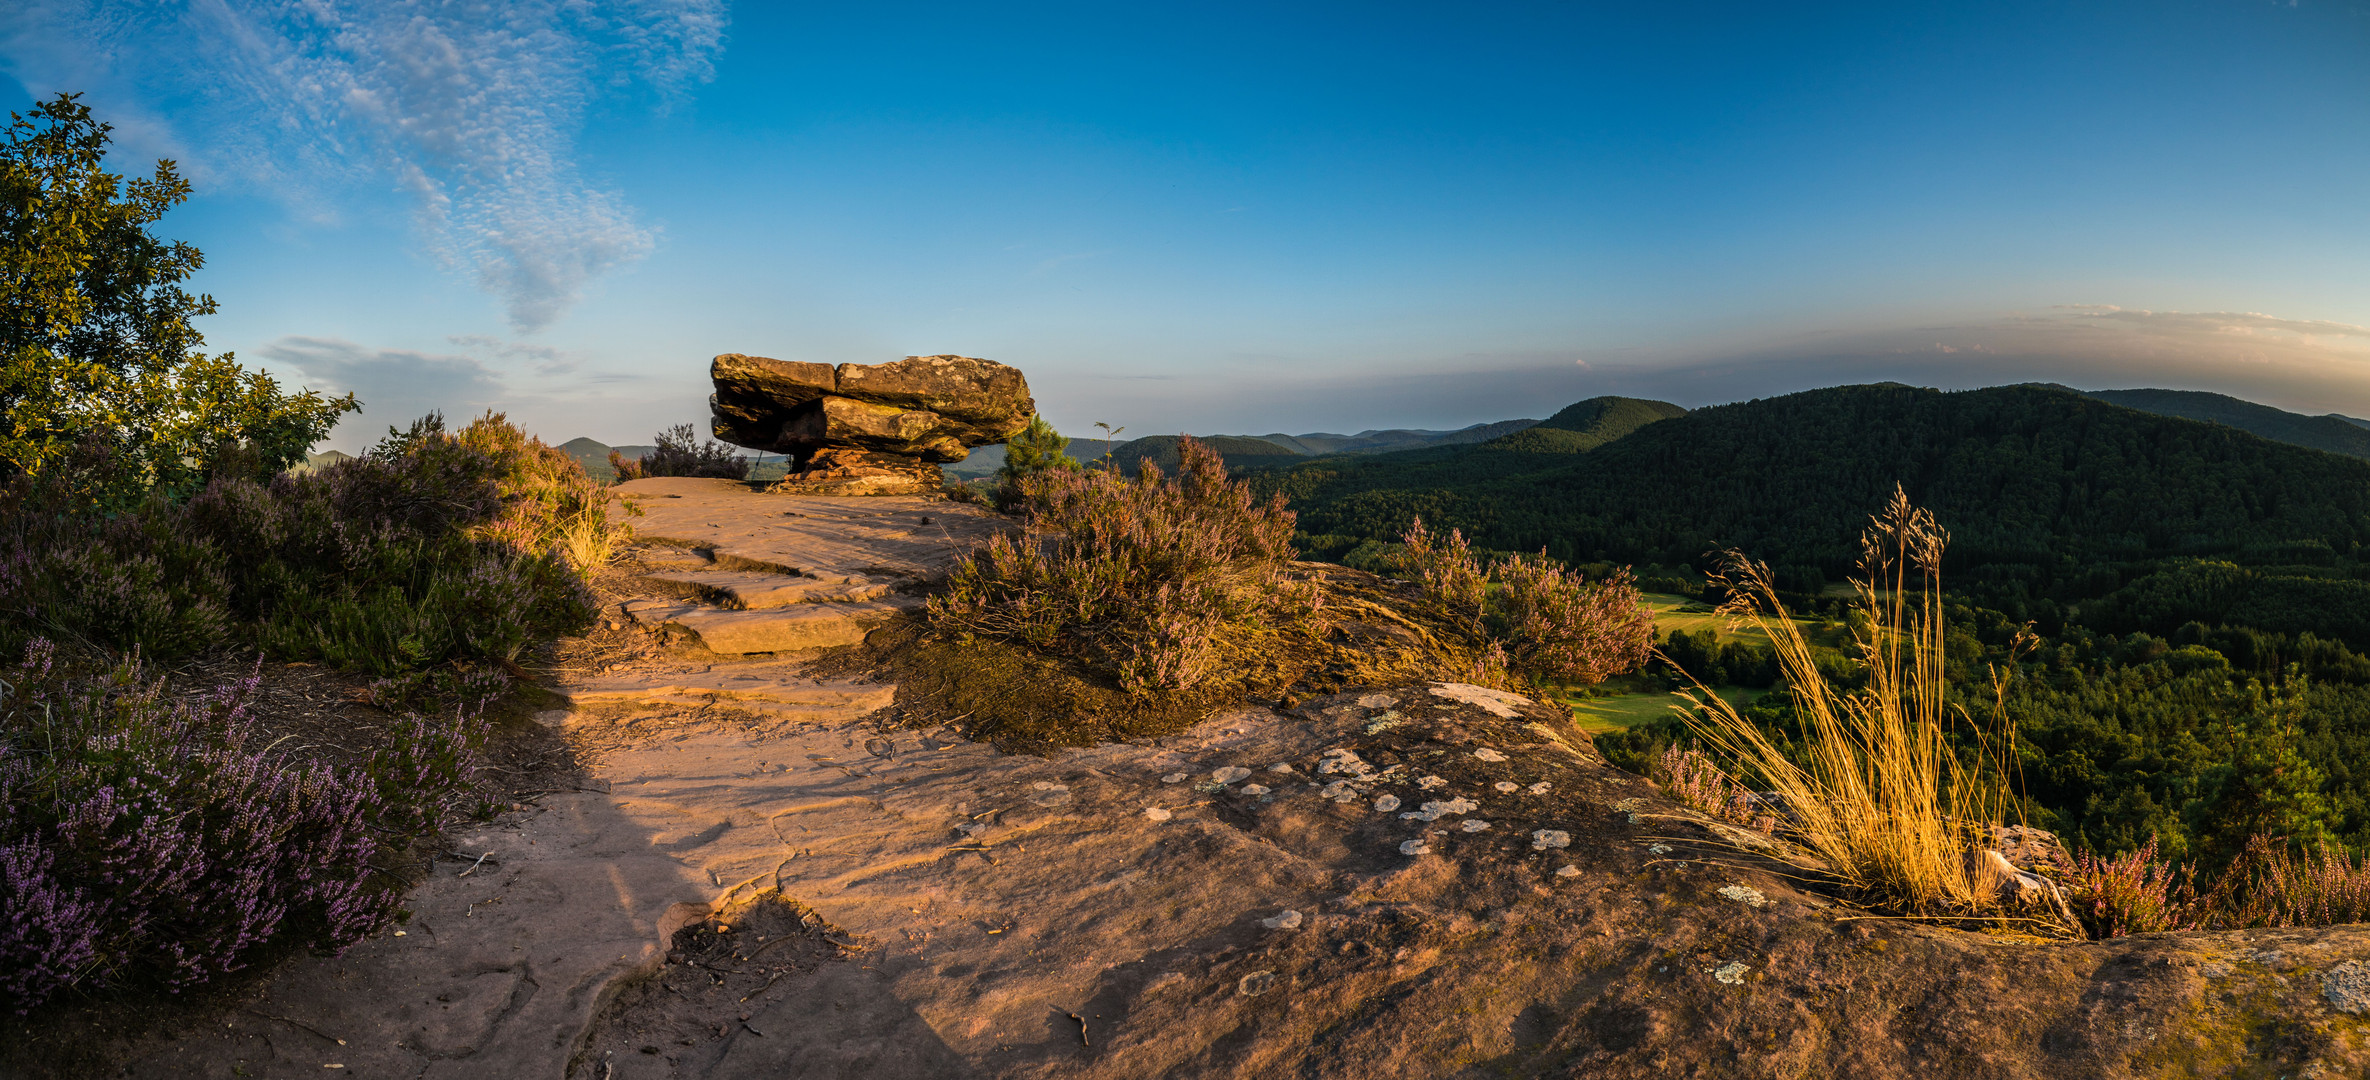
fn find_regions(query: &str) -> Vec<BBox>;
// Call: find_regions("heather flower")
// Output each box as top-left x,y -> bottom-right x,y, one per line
1397,516 -> 1655,688
932,436 -> 1322,693
0,641 -> 478,1012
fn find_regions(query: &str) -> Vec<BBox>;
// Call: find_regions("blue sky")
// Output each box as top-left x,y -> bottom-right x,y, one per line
7,1 -> 2370,450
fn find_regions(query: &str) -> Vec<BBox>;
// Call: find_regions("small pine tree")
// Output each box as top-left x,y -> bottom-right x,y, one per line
997,414 -> 1076,505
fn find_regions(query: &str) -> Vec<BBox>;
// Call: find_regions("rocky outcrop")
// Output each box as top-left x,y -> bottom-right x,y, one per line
711,353 -> 1034,495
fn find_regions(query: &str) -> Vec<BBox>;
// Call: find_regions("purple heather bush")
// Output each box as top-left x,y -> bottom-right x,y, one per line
2060,836 -> 2203,937
931,436 -> 1322,693
2019,830 -> 2370,938
0,640 -> 481,1013
1398,516 -> 1656,688
0,413 -> 598,675
1652,746 -> 1782,835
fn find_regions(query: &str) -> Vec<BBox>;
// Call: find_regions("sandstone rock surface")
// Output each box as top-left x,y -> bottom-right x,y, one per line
710,353 -> 1034,495
109,481 -> 2370,1080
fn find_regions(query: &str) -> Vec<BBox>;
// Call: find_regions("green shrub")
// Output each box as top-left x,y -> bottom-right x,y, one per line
933,435 -> 1320,693
0,413 -> 599,673
609,423 -> 750,482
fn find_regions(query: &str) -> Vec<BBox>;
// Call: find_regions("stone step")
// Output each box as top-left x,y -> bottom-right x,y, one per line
623,597 -> 914,654
640,569 -> 895,609
556,663 -> 895,719
620,543 -> 716,571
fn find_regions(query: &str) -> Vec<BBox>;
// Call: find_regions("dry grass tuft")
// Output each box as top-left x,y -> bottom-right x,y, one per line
1679,485 -> 2017,915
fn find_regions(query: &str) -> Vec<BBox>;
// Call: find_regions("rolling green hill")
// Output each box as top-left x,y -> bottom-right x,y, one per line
1105,434 -> 1310,475
1482,395 -> 1687,453
1265,383 -> 2370,646
1252,419 -> 1539,455
560,438 -> 656,482
2070,387 -> 2370,459
942,439 -> 1124,477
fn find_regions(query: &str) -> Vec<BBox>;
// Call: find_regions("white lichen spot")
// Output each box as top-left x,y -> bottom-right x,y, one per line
1402,797 -> 1479,822
1318,750 -> 1376,777
955,822 -> 989,838
1528,782 -> 1552,795
1713,962 -> 1749,985
1373,794 -> 1402,812
1237,970 -> 1277,996
1531,829 -> 1571,850
1428,682 -> 1529,718
1241,784 -> 1271,796
1400,838 -> 1432,856
1267,762 -> 1295,774
1473,747 -> 1508,762
1321,780 -> 1358,801
2322,959 -> 2370,1015
1363,712 -> 1407,734
1555,865 -> 1581,878
1261,909 -> 1304,930
1646,843 -> 1673,855
1143,807 -> 1173,821
1718,885 -> 1768,907
1213,766 -> 1254,784
1356,693 -> 1399,709
1460,819 -> 1492,832
1030,781 -> 1060,790
1416,775 -> 1448,790
1162,772 -> 1188,784
1494,781 -> 1520,793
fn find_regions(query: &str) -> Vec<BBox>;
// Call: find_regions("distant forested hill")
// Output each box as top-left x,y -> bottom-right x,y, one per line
1252,419 -> 1539,455
1485,396 -> 1686,453
560,438 -> 656,481
1263,383 -> 2370,646
945,420 -> 1548,477
2070,387 -> 2370,459
1106,435 -> 1309,475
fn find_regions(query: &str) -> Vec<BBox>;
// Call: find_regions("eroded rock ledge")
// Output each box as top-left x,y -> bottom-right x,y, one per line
710,353 -> 1034,495
558,683 -> 2370,1080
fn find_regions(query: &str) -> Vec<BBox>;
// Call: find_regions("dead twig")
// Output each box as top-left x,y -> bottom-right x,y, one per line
246,1009 -> 345,1046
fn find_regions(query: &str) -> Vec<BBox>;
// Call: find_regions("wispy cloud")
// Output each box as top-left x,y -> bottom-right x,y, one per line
258,335 -> 506,435
1,0 -> 727,331
2051,305 -> 2370,342
448,334 -> 579,375
1591,305 -> 2370,416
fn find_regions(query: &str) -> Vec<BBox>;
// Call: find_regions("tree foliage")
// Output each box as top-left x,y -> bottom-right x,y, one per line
0,93 -> 354,505
1268,383 -> 2370,648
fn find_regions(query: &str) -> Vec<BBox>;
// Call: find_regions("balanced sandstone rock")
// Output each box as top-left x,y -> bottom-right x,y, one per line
710,353 -> 1033,475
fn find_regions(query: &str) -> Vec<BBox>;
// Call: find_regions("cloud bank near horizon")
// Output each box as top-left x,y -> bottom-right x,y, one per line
1029,306 -> 2370,437
251,302 -> 2370,452
0,0 -> 726,331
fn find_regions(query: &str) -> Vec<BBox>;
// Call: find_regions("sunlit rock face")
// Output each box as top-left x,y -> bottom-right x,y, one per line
710,353 -> 1034,494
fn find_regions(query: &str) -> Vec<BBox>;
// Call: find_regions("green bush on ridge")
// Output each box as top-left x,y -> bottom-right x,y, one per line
933,434 -> 1320,694
3,411 -> 612,673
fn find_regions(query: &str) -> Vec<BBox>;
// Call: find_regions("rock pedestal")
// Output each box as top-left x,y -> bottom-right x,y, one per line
711,353 -> 1034,495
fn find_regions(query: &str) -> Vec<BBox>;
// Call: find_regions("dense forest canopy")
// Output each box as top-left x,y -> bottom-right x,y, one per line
2075,386 -> 2370,459
1266,383 -> 2370,648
